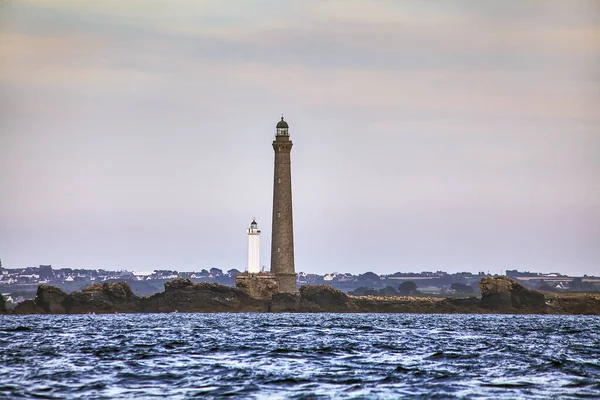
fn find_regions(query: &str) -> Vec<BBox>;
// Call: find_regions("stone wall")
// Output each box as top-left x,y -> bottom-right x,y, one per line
235,273 -> 280,300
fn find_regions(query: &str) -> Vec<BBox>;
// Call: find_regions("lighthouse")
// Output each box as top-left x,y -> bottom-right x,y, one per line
247,218 -> 261,273
270,116 -> 297,292
235,116 -> 297,297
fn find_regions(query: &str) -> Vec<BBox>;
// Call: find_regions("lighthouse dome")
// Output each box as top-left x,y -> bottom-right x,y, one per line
276,117 -> 288,129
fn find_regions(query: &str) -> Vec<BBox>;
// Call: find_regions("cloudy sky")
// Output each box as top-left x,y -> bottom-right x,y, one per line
1,1 -> 599,275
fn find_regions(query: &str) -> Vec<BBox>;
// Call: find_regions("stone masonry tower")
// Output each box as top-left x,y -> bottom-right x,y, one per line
270,116 -> 296,292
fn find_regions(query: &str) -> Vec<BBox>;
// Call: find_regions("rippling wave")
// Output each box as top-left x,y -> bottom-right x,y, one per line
1,314 -> 599,398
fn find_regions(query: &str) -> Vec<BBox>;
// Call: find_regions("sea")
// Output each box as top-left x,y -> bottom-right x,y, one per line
0,313 -> 599,399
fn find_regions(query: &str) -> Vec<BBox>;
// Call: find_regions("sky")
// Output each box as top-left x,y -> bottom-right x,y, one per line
1,1 -> 599,276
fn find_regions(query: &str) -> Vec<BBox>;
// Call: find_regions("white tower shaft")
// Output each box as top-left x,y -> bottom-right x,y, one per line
247,220 -> 261,273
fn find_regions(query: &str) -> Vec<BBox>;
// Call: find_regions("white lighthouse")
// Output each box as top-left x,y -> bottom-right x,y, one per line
247,218 -> 261,273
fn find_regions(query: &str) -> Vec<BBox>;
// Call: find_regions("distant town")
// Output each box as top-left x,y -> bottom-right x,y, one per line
1,259 -> 598,308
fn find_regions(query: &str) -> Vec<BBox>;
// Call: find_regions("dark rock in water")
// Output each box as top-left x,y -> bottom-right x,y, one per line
36,285 -> 68,314
164,278 -> 195,292
0,294 -> 6,312
299,285 -> 358,312
65,291 -> 113,313
479,277 -> 545,311
352,295 -> 472,314
2,326 -> 32,332
509,280 -> 546,309
12,282 -> 143,314
64,282 -> 142,313
445,297 -> 481,309
13,300 -> 45,315
101,282 -> 142,312
270,286 -> 359,312
480,277 -> 512,310
546,294 -> 600,315
144,279 -> 268,313
8,277 -> 596,315
11,279 -> 267,314
271,292 -> 301,312
0,293 -> 6,313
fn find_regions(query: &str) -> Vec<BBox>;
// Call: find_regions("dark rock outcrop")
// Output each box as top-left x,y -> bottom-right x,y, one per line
13,281 -> 143,314
445,297 -> 482,309
270,292 -> 302,312
64,282 -> 142,313
351,295 -> 484,314
164,278 -> 194,292
11,279 -> 268,314
144,279 -> 267,312
479,277 -> 545,311
13,300 -> 44,315
299,285 -> 358,312
0,294 -> 6,314
270,286 -> 355,312
545,294 -> 600,315
9,277 -> 597,315
36,285 -> 68,313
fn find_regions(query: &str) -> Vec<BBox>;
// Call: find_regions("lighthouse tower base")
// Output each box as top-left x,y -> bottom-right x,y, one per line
275,273 -> 297,293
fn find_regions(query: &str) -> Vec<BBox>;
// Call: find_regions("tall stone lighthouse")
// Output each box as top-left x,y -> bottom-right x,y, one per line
270,116 -> 297,293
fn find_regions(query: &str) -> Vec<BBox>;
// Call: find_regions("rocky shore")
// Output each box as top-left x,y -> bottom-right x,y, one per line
1,277 -> 599,315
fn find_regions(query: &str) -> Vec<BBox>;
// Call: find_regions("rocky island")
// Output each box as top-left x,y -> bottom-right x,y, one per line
1,276 -> 599,315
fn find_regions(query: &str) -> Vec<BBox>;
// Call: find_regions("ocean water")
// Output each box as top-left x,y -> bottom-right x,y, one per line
0,313 -> 599,399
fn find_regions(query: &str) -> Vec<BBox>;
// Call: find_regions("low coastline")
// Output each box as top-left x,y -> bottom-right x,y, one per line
1,277 -> 599,316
